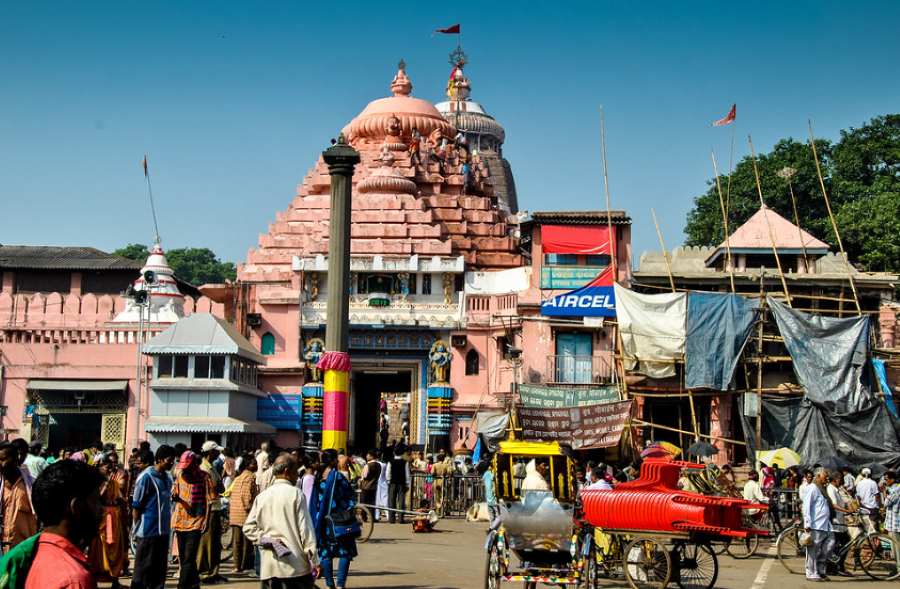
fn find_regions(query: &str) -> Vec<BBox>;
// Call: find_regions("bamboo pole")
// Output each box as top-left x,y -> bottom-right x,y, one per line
748,135 -> 792,305
711,151 -> 737,293
807,120 -> 862,315
651,208 -> 676,293
600,107 -> 618,283
632,419 -> 747,447
777,167 -> 811,273
755,276 -> 765,449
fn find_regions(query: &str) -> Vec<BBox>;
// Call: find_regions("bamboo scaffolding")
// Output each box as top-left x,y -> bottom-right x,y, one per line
651,208 -> 676,293
711,151 -> 736,293
808,120 -> 862,315
748,135 -> 792,305
632,419 -> 747,446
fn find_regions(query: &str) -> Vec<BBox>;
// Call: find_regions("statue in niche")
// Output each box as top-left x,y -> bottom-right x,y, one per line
303,338 -> 325,383
429,340 -> 452,384
397,272 -> 410,300
442,272 -> 455,304
408,129 -> 422,167
308,273 -> 319,301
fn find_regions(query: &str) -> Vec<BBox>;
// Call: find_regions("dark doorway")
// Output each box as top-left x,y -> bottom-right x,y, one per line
48,413 -> 102,452
352,370 -> 411,451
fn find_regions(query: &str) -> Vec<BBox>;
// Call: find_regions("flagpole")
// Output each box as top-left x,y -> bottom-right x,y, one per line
143,155 -> 161,244
725,123 -> 736,217
711,151 -> 736,293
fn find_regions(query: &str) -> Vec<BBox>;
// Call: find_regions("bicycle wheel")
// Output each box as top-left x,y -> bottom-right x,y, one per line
354,505 -> 375,543
624,538 -> 672,589
725,535 -> 759,559
674,542 -> 718,589
857,533 -> 900,580
484,540 -> 502,589
775,525 -> 804,574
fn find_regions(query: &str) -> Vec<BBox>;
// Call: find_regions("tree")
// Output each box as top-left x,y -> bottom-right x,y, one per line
113,243 -> 149,261
685,115 -> 900,272
165,248 -> 237,285
112,243 -> 237,285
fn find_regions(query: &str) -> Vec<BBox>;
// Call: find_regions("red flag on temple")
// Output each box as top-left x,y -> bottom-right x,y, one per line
713,104 -> 736,126
142,155 -> 148,177
435,24 -> 460,34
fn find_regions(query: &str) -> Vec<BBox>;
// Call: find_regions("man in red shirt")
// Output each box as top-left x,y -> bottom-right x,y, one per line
25,460 -> 104,589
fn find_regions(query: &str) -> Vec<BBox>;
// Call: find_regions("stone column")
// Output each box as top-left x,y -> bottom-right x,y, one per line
319,135 -> 360,451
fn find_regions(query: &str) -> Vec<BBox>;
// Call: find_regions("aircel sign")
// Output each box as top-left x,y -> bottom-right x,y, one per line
541,285 -> 616,317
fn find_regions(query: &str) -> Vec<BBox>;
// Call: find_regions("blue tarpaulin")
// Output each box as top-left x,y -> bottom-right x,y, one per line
873,359 -> 898,418
257,393 -> 302,431
685,292 -> 760,390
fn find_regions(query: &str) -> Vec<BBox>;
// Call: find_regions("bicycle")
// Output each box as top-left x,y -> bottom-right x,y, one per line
775,514 -> 899,580
353,489 -> 375,543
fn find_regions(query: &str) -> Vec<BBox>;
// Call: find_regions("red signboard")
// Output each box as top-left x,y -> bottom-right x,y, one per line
540,225 -> 616,255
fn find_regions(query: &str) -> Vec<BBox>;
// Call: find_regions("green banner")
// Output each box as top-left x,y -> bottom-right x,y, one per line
540,267 -> 604,289
519,383 -> 620,408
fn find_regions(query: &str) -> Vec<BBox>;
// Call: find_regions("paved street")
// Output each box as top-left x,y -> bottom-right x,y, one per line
116,520 -> 895,589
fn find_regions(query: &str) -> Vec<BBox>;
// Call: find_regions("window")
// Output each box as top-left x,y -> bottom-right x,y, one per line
174,356 -> 189,378
584,254 -> 611,267
195,355 -> 210,378
421,274 -> 432,295
261,332 -> 276,356
497,336 -> 511,360
555,331 -> 593,383
14,270 -> 71,294
454,274 -> 465,293
544,254 -> 578,266
407,274 -> 416,295
356,273 -> 369,294
465,349 -> 480,375
157,355 -> 173,378
210,356 -> 225,379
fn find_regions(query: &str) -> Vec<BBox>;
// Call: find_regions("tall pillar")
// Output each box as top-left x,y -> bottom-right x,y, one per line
318,134 -> 359,451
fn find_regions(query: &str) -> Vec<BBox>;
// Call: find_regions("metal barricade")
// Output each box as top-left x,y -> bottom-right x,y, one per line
409,472 -> 485,517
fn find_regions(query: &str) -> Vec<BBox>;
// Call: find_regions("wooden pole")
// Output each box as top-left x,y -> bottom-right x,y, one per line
600,107 -> 619,283
777,167 -> 811,273
748,135 -> 792,305
725,123 -> 736,216
755,276 -> 765,450
711,151 -> 737,293
651,208 -> 676,293
807,120 -> 862,315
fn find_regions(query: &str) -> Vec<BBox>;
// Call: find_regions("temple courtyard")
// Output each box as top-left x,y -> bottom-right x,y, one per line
113,519 -> 889,588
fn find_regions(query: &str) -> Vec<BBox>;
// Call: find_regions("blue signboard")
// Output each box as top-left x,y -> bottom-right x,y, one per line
541,267 -> 616,318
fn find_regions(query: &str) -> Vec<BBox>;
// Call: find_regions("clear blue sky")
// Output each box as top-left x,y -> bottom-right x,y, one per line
3,2 -> 898,265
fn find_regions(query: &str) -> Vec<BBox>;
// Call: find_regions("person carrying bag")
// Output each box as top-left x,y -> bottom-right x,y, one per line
312,450 -> 359,589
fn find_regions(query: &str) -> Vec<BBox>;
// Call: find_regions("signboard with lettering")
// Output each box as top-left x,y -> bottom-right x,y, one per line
519,384 -> 620,408
541,266 -> 616,318
517,400 -> 633,449
541,267 -> 607,289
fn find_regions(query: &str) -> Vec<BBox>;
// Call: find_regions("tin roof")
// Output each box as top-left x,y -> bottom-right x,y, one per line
528,211 -> 631,226
143,313 -> 265,363
0,245 -> 141,271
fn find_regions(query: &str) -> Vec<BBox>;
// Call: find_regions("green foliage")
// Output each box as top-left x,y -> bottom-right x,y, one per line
113,243 -> 149,261
685,115 -> 900,272
112,244 -> 236,285
165,248 -> 237,285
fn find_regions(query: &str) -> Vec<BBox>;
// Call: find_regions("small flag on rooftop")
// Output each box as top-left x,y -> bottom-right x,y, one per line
435,24 -> 460,34
713,104 -> 737,127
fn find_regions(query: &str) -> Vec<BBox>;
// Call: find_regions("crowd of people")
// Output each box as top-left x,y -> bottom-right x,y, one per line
0,438 -> 430,589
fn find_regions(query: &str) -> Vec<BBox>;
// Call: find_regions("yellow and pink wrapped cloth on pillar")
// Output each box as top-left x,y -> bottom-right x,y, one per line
317,351 -> 351,451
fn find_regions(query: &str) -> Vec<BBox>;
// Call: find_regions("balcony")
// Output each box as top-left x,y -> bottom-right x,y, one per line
465,293 -> 518,326
544,353 -> 615,384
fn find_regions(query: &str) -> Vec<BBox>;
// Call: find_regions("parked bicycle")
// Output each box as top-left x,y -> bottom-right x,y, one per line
775,513 -> 899,580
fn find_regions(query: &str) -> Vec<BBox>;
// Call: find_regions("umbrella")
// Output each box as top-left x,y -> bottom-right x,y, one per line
756,448 -> 801,469
687,441 -> 719,458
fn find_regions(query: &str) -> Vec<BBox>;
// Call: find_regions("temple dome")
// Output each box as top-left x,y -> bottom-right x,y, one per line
342,61 -> 455,146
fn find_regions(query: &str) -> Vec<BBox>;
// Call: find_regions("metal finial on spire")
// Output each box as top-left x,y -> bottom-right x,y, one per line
398,58 -> 406,72
449,46 -> 467,68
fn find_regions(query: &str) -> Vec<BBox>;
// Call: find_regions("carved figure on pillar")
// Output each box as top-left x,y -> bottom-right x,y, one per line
383,115 -> 406,152
408,129 -> 422,167
442,272 -> 455,304
305,272 -> 319,302
303,338 -> 325,383
429,340 -> 452,384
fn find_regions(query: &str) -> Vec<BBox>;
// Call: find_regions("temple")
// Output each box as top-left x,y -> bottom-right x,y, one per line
238,60 -> 525,450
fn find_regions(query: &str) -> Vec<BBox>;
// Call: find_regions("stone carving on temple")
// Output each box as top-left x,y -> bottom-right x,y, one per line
383,115 -> 406,152
442,272 -> 454,304
305,272 -> 319,302
428,340 -> 452,384
303,338 -> 325,383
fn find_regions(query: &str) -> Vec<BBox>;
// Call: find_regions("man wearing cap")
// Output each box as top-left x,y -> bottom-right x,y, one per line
856,468 -> 881,534
198,441 -> 226,584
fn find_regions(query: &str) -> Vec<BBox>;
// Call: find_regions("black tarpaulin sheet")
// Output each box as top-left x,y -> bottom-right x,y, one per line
685,292 -> 759,390
754,297 -> 900,471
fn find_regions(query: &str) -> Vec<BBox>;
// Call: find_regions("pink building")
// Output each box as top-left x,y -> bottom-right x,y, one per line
0,244 -> 223,453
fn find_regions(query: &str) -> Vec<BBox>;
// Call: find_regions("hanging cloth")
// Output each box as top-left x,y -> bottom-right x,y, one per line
613,285 -> 686,379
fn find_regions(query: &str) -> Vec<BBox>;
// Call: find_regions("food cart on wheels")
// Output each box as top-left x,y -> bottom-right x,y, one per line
484,440 -> 593,589
578,459 -> 769,589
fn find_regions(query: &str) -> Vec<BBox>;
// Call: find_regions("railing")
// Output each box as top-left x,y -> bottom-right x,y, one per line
409,472 -> 485,517
544,353 -> 615,384
465,293 -> 518,324
0,326 -> 164,344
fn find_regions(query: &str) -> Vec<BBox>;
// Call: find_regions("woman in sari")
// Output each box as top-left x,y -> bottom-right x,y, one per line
88,457 -> 129,588
312,449 -> 358,589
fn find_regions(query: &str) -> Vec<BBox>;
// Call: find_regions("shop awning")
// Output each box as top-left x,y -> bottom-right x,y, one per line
144,416 -> 275,434
27,380 -> 128,392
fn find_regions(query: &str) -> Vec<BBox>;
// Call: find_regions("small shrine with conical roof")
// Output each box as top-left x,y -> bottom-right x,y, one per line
113,241 -> 184,323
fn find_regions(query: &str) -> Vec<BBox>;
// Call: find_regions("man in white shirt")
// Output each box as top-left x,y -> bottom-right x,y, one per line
585,467 -> 613,491
22,442 -> 47,480
802,468 -> 835,582
856,468 -> 881,534
742,471 -> 768,515
243,454 -> 320,589
841,467 -> 855,496
798,469 -> 814,502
